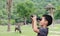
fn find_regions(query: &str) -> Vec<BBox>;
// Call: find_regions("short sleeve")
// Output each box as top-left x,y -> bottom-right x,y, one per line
39,28 -> 48,36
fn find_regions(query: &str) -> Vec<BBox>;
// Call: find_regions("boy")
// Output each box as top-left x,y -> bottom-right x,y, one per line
31,14 -> 53,36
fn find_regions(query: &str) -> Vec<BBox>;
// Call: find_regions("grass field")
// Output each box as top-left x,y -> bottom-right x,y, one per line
0,24 -> 60,36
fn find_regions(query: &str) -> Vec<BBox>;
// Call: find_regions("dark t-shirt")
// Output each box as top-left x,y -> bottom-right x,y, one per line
37,27 -> 48,36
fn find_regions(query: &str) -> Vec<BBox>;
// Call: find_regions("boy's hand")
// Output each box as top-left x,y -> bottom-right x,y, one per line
31,15 -> 37,21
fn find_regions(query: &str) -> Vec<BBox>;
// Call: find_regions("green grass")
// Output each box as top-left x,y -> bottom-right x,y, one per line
0,24 -> 60,36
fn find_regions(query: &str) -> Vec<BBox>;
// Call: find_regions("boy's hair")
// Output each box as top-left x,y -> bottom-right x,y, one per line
43,14 -> 53,26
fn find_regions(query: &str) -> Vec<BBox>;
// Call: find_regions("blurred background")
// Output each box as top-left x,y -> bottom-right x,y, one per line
0,0 -> 60,36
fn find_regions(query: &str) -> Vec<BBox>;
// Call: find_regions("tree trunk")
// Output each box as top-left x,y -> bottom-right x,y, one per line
6,0 -> 12,31
49,8 -> 54,27
24,17 -> 26,25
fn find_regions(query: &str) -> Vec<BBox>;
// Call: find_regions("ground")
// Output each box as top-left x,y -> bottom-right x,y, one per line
0,24 -> 60,36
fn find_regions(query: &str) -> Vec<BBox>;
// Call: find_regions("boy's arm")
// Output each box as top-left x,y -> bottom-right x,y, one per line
31,15 -> 39,33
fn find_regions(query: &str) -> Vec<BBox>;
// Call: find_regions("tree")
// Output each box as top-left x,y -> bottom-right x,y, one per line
6,0 -> 12,31
16,1 -> 35,25
54,6 -> 60,19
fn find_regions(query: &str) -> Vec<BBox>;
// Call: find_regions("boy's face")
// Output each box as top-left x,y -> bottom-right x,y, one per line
39,17 -> 48,26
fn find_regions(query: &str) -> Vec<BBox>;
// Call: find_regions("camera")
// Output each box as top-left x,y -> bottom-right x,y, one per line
31,15 -> 41,21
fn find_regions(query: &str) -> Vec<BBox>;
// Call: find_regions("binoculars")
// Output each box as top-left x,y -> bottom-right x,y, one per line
31,15 -> 41,21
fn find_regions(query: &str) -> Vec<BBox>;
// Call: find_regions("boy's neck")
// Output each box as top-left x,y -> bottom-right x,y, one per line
41,25 -> 47,28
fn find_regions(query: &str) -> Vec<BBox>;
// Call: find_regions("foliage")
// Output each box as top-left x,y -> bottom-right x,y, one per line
0,0 -> 60,25
16,1 -> 35,18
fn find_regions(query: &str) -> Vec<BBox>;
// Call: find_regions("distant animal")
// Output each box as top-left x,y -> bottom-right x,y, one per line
15,25 -> 21,33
